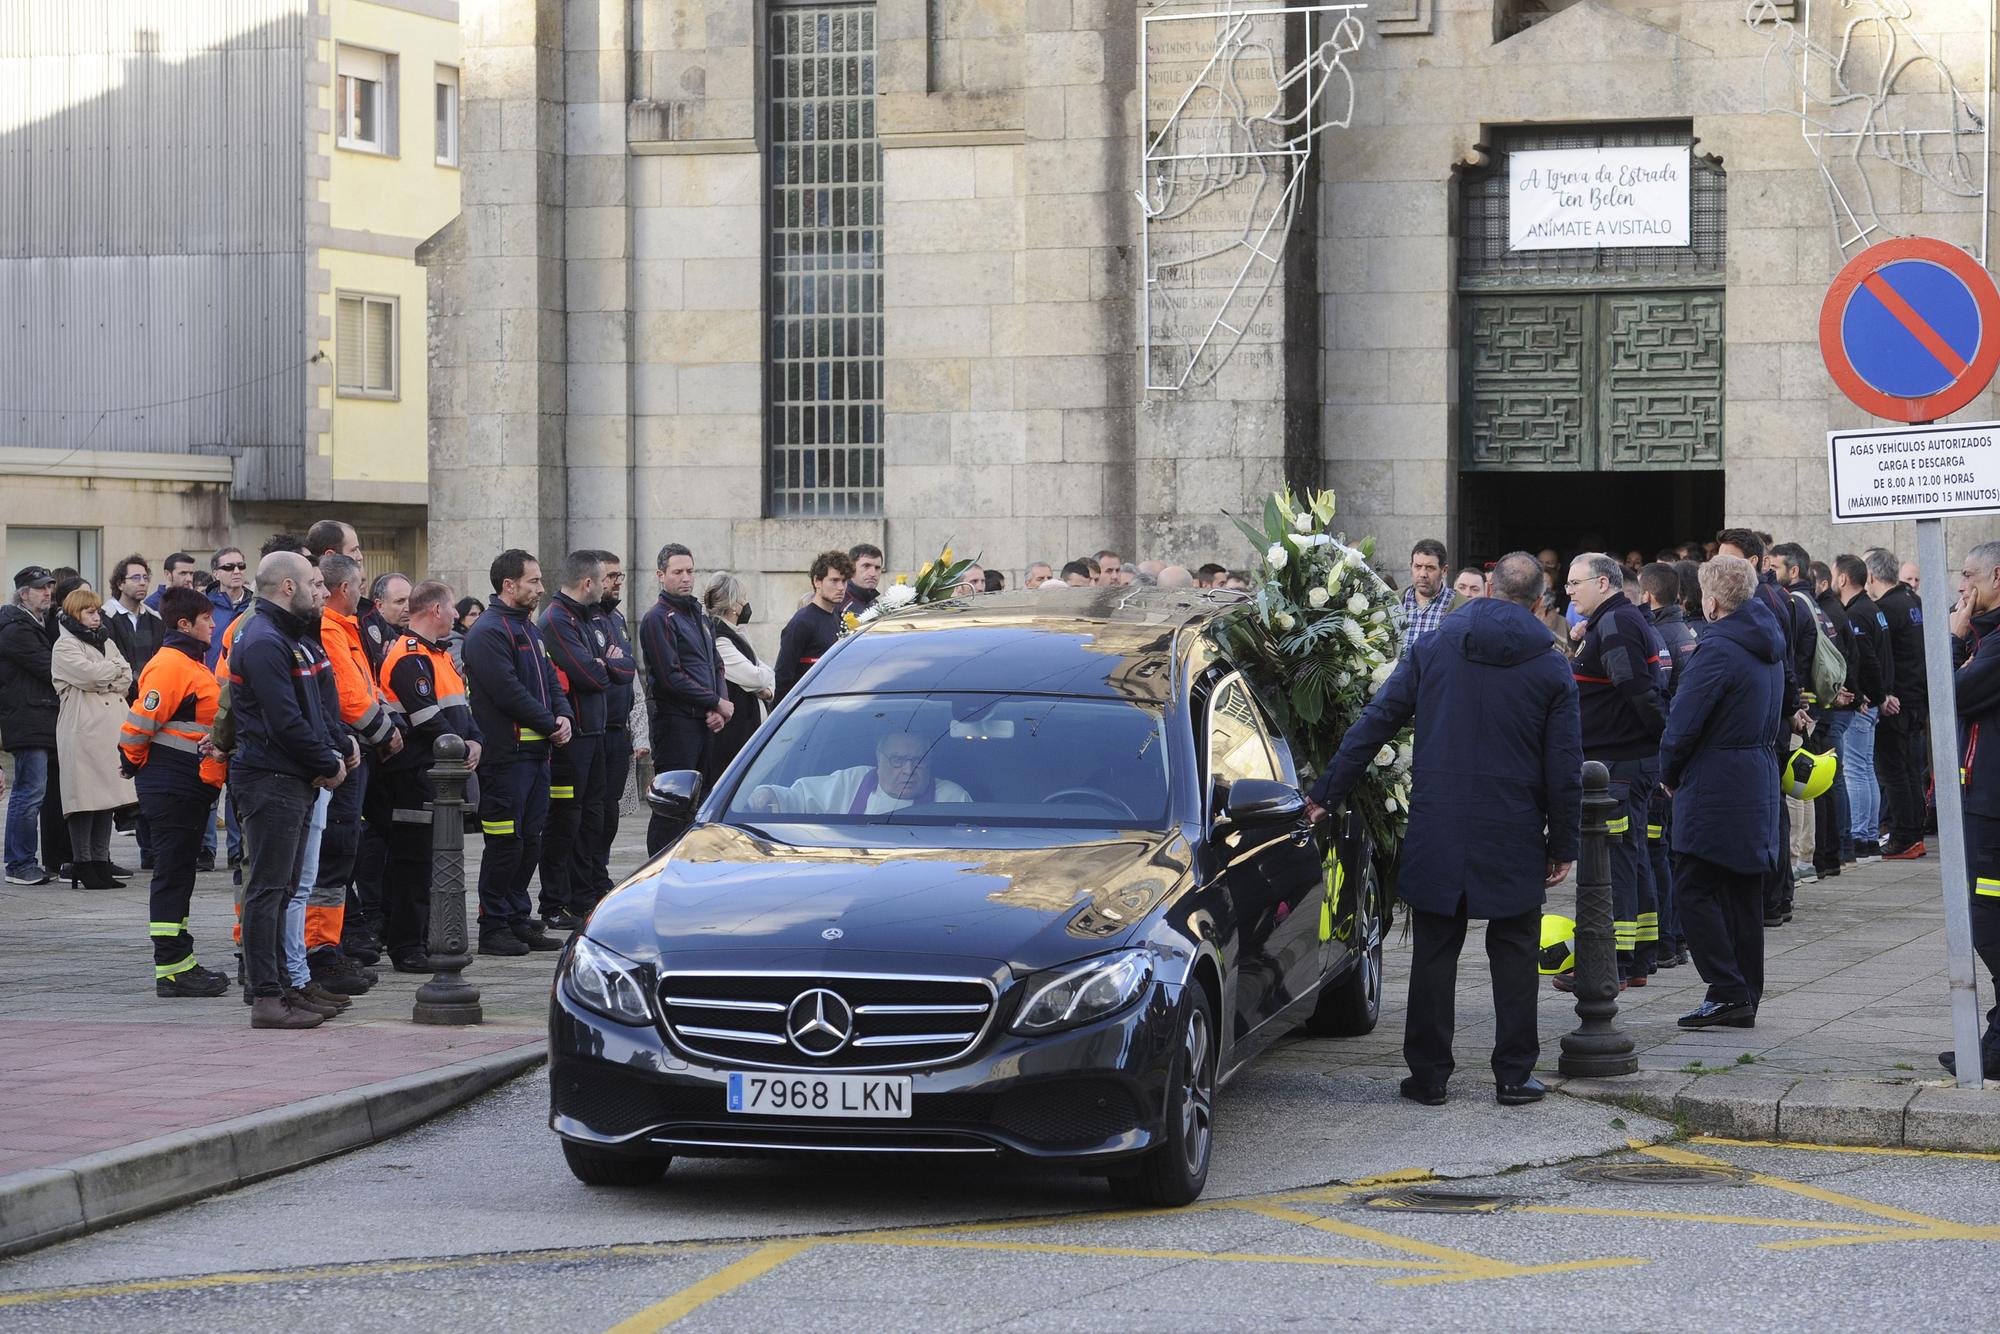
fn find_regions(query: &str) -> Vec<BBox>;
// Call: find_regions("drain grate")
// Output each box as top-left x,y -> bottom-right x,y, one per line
1568,1162 -> 1752,1186
1360,1188 -> 1522,1214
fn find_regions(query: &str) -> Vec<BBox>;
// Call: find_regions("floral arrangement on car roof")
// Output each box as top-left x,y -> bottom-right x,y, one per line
1223,487 -> 1411,863
840,542 -> 981,635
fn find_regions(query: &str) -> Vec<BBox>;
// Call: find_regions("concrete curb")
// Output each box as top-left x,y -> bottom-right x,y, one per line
0,1042 -> 545,1259
1553,1069 -> 2000,1151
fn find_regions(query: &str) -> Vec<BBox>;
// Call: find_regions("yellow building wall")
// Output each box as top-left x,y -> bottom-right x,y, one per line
316,0 -> 462,496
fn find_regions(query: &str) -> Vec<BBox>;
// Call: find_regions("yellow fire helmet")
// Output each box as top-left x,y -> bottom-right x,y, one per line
1782,747 -> 1838,802
1538,913 -> 1576,976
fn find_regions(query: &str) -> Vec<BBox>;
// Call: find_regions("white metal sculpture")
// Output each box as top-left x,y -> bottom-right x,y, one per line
1140,2 -> 1368,392
1746,0 -> 1993,262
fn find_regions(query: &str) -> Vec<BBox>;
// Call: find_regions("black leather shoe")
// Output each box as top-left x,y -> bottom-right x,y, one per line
1399,1076 -> 1447,1106
479,931 -> 531,957
513,922 -> 563,952
542,909 -> 584,932
1938,1050 -> 2000,1079
1678,1000 -> 1756,1029
1496,1077 -> 1547,1106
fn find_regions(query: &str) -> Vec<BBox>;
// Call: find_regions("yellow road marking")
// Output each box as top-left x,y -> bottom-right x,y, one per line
1381,1257 -> 1648,1289
603,1241 -> 811,1334
1693,1136 -> 2000,1164
1227,1200 -> 1648,1287
827,1235 -> 1445,1272
1523,1204 -> 1888,1232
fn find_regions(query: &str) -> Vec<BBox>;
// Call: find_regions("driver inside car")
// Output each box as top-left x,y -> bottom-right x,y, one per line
744,727 -> 972,816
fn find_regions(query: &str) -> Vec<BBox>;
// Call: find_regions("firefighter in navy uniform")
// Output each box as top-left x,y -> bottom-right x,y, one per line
585,551 -> 640,912
374,581 -> 483,972
461,550 -> 571,956
1640,562 -> 1699,970
537,552 -> 626,930
1944,540 -> 2000,1079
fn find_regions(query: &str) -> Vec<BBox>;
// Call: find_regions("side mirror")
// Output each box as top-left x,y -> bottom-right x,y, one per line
1223,778 -> 1306,826
645,769 -> 704,821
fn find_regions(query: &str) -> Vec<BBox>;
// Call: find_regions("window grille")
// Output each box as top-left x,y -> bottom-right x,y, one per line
1459,123 -> 1725,283
766,3 -> 883,518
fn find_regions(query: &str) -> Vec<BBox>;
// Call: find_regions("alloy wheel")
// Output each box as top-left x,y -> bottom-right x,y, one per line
1180,1003 -> 1215,1176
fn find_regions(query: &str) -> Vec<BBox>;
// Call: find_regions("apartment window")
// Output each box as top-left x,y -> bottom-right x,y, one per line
337,45 -> 396,154
336,293 -> 398,398
766,2 -> 883,518
435,66 -> 460,167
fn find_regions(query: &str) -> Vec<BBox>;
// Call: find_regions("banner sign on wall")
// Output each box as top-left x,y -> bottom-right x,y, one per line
1509,145 -> 1691,251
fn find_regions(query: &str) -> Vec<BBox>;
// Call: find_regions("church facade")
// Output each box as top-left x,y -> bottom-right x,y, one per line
424,0 -> 1997,620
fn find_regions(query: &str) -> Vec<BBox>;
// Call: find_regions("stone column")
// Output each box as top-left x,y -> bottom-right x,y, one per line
426,0 -> 568,597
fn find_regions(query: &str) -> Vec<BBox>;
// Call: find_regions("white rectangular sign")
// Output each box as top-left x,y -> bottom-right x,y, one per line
1828,421 -> 2000,523
1509,145 -> 1690,251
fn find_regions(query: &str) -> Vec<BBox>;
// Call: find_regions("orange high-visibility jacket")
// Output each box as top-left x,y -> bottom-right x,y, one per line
320,607 -> 397,749
120,640 -> 227,797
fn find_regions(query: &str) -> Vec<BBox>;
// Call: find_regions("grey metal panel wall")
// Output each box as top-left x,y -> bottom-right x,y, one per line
0,0 -> 308,499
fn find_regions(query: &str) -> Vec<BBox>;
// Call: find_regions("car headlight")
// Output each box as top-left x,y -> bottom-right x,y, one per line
562,935 -> 654,1026
1012,950 -> 1154,1034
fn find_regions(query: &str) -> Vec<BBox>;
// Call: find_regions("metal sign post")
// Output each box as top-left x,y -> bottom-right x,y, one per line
1822,238 -> 2000,1090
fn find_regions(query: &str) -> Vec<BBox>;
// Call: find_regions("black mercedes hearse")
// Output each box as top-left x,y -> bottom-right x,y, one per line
549,587 -> 1386,1205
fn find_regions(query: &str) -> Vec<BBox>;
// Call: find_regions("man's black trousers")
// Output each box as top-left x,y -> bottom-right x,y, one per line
540,731 -> 604,917
1675,851 -> 1765,1007
647,712 -> 710,856
1403,903 -> 1539,1087
581,724 -> 632,907
1877,713 -> 1928,847
366,766 -> 435,961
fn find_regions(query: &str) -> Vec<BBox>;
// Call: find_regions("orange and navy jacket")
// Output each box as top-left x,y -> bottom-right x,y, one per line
380,632 -> 481,770
120,632 -> 227,799
1956,606 -> 2000,821
320,607 -> 397,751
462,599 -> 571,765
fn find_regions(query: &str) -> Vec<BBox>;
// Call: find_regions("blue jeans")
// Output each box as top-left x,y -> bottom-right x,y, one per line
201,788 -> 244,862
284,787 -> 332,988
1842,708 -> 1880,849
4,748 -> 50,876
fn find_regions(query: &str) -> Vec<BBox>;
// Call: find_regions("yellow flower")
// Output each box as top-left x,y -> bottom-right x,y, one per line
941,546 -> 955,565
919,561 -> 933,578
896,573 -> 908,585
842,611 -> 859,631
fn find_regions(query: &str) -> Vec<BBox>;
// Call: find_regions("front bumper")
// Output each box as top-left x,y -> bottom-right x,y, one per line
547,979 -> 1182,1163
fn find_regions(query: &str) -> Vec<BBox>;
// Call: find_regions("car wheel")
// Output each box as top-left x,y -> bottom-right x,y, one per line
1304,861 -> 1384,1037
561,1138 -> 671,1187
1107,986 -> 1215,1207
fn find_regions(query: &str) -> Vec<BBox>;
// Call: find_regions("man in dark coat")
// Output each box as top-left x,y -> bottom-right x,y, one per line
1867,548 -> 1930,859
1659,555 -> 1785,1030
639,542 -> 728,855
1308,552 -> 1582,1107
1,566 -> 60,884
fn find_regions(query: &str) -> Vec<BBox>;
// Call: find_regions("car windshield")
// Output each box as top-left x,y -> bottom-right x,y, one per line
723,692 -> 1172,830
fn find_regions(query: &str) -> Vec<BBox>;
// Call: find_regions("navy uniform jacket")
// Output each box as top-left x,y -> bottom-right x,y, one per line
1877,583 -> 1928,717
229,599 -> 346,783
462,600 -> 572,767
1956,607 -> 2000,820
1648,606 -> 1700,698
600,596 -> 638,732
1310,597 -> 1583,921
1572,591 -> 1668,761
640,591 -> 725,729
541,591 -> 623,737
1658,602 -> 1785,875
1843,590 -> 1890,707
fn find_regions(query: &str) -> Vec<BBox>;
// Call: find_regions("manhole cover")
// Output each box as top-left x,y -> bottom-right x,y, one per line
1567,1162 -> 1752,1186
1359,1188 -> 1522,1214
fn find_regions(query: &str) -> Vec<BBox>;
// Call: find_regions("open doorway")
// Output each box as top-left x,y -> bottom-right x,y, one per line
1455,470 -> 1725,570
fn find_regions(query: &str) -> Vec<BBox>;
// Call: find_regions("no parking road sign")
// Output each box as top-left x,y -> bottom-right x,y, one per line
1819,237 -> 2000,424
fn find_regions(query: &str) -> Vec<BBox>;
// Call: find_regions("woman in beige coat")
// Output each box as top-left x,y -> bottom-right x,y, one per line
53,587 -> 137,889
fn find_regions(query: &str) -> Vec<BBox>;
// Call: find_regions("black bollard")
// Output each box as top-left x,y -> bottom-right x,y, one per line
1559,760 -> 1637,1077
413,734 -> 482,1025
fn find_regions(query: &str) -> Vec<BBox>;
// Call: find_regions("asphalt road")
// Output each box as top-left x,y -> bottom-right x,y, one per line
4,1067 -> 1999,1331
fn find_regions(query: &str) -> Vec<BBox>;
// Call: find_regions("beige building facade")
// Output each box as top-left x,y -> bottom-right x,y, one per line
425,0 -> 1999,640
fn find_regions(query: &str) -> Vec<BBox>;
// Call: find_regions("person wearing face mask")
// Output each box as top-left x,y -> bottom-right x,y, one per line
1657,555 -> 1785,1031
228,552 -> 355,1029
701,571 -> 774,791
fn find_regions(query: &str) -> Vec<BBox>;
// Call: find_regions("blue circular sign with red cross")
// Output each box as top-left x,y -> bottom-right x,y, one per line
1820,237 -> 2000,423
